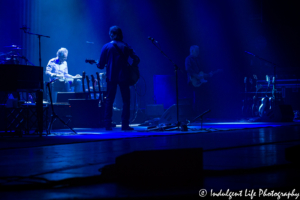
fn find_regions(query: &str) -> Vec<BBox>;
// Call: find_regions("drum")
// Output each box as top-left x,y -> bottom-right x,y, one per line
4,54 -> 20,65
0,52 -> 5,64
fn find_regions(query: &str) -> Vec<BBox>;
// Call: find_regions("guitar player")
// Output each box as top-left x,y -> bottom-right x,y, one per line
45,47 -> 82,103
185,45 -> 215,115
97,26 -> 140,131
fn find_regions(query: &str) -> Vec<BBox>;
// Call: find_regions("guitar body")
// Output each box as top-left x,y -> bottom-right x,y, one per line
190,69 -> 222,87
258,75 -> 272,118
258,97 -> 270,117
251,75 -> 262,117
190,72 -> 206,87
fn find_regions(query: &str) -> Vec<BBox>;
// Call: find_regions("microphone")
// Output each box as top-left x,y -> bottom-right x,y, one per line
148,36 -> 158,43
20,26 -> 30,31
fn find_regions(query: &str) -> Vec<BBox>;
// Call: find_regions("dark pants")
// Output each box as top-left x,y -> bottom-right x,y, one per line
189,82 -> 208,116
104,81 -> 130,127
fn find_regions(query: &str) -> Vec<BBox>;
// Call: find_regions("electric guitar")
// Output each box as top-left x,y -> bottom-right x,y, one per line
190,69 -> 222,87
251,75 -> 263,117
269,76 -> 282,112
96,72 -> 101,92
86,75 -> 91,99
82,71 -> 86,93
90,74 -> 96,98
258,75 -> 271,117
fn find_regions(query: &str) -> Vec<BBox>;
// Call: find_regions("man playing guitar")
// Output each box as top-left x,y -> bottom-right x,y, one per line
185,45 -> 221,115
45,47 -> 82,103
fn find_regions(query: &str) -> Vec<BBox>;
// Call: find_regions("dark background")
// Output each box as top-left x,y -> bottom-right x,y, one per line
1,0 -> 299,120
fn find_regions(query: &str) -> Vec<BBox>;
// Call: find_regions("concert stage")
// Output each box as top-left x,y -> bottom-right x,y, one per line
0,121 -> 300,199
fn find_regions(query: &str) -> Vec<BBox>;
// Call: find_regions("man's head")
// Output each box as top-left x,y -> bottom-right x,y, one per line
57,47 -> 68,63
190,45 -> 200,57
109,26 -> 123,41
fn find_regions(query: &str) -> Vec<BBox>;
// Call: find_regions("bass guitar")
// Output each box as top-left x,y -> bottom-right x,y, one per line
190,69 -> 222,87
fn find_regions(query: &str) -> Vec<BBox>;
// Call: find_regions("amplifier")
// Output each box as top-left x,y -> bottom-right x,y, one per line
57,92 -> 88,103
57,92 -> 106,103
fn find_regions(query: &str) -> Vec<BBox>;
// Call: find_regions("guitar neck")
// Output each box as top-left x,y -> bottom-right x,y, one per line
86,76 -> 91,93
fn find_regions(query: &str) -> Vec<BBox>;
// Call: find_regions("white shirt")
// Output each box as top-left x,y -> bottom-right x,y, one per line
45,57 -> 72,80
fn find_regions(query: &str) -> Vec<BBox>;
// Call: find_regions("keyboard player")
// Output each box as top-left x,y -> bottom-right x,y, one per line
45,47 -> 82,103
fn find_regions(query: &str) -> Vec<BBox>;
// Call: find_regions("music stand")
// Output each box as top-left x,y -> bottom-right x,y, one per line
46,79 -> 77,135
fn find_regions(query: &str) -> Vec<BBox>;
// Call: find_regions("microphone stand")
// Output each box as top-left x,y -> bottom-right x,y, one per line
22,29 -> 50,67
19,55 -> 35,66
46,79 -> 77,135
149,39 -> 181,130
21,28 -> 50,136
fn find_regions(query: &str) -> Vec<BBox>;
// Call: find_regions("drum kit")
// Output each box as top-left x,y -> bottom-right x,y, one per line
0,45 -> 24,65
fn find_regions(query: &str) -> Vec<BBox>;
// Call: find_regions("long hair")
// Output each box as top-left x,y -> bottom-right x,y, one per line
109,26 -> 123,41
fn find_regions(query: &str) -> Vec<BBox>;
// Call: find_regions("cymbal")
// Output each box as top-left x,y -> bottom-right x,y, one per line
10,47 -> 22,50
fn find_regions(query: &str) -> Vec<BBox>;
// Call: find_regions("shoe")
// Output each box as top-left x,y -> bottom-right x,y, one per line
121,126 -> 134,131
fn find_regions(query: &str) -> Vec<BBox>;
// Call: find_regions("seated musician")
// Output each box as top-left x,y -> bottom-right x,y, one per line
45,47 -> 81,103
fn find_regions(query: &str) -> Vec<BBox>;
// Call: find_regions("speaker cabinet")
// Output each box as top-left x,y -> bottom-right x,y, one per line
57,92 -> 88,103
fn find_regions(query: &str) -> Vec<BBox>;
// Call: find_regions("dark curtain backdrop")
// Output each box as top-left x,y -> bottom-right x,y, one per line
1,0 -> 299,119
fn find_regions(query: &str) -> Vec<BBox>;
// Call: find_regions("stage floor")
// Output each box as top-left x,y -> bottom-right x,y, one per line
0,121 -> 300,199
